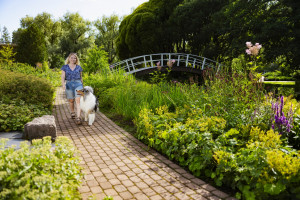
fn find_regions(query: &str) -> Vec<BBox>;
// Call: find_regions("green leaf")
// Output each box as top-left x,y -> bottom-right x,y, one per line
211,172 -> 216,178
264,182 -> 286,195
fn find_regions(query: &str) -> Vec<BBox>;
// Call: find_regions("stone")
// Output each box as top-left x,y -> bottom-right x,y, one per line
24,115 -> 56,140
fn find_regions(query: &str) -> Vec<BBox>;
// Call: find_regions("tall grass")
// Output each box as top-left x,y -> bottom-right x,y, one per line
84,68 -> 204,120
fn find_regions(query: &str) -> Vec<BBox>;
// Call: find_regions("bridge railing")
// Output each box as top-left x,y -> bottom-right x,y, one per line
110,53 -> 220,74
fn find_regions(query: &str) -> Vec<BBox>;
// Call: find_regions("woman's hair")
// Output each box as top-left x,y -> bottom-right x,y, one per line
65,53 -> 80,65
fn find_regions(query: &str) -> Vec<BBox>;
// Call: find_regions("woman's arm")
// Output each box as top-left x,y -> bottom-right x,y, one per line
80,72 -> 83,84
61,70 -> 66,90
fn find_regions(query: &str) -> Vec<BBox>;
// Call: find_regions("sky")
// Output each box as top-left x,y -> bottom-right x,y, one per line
0,0 -> 148,39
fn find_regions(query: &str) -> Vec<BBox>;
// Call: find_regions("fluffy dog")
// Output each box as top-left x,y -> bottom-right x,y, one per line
76,86 -> 98,125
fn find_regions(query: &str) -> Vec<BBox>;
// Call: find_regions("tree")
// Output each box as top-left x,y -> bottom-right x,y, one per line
0,44 -> 16,63
60,12 -> 94,59
13,13 -> 64,68
116,0 -> 183,60
0,26 -> 11,44
94,14 -> 121,63
16,24 -> 47,66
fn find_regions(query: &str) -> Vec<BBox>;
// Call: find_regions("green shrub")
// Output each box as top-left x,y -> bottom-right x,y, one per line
81,45 -> 109,75
0,136 -> 83,199
0,62 -> 61,87
0,69 -> 54,109
214,127 -> 300,200
135,105 -> 300,200
0,99 -> 50,132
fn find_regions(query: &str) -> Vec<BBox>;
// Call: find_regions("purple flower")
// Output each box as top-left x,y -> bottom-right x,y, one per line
271,96 -> 294,135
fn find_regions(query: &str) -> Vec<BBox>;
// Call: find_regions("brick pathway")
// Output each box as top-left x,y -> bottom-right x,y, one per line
53,87 -> 236,200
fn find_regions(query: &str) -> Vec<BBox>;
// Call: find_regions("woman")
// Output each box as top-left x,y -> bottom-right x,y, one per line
61,53 -> 83,125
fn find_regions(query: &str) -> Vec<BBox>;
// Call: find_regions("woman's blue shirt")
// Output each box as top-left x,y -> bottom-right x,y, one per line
61,65 -> 83,81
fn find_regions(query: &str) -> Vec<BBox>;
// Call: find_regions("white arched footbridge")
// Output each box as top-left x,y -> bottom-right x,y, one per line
109,53 -> 220,75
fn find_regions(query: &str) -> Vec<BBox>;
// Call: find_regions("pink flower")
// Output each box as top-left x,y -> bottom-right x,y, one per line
156,61 -> 161,66
255,43 -> 262,49
167,59 -> 174,68
245,41 -> 262,56
246,42 -> 252,48
246,49 -> 252,55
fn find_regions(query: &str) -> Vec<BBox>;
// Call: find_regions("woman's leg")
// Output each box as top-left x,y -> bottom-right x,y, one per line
75,97 -> 81,118
69,99 -> 75,113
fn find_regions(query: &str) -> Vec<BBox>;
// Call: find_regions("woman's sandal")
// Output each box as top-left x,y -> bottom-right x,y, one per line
76,117 -> 82,125
71,112 -> 76,119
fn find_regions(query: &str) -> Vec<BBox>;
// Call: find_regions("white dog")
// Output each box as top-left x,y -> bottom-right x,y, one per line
76,86 -> 98,125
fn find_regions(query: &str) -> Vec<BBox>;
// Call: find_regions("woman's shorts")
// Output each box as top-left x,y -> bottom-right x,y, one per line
65,80 -> 83,99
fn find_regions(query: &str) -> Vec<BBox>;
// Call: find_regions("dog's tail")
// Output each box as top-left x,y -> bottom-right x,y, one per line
94,96 -> 99,112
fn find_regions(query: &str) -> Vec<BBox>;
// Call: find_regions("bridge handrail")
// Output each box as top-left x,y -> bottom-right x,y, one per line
110,53 -> 220,74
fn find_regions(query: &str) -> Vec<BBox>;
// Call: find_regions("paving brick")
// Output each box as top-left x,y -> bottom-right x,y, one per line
191,178 -> 206,185
101,168 -> 112,174
119,166 -> 130,172
89,166 -> 100,172
136,182 -> 149,190
207,196 -> 222,200
165,185 -> 180,194
118,191 -> 134,200
127,185 -> 141,194
86,179 -> 99,187
201,184 -> 217,192
84,174 -> 95,181
161,192 -> 177,200
108,178 -> 121,186
104,188 -> 118,196
108,164 -> 118,170
149,194 -> 164,200
79,186 -> 90,193
190,193 -> 208,200
195,188 -> 213,197
116,174 -> 128,181
134,192 -> 150,200
114,184 -> 127,193
129,176 -> 142,183
142,188 -> 157,196
174,192 -> 191,200
212,190 -> 230,198
87,161 -> 97,167
152,185 -> 167,194
96,176 -> 108,183
92,171 -> 103,177
99,181 -> 112,190
81,192 -> 93,200
90,186 -> 103,194
106,173 -> 117,180
181,187 -> 196,195
121,180 -> 134,187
